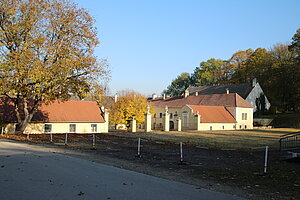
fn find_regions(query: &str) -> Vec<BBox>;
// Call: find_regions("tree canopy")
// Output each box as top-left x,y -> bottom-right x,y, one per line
191,58 -> 225,86
0,0 -> 109,132
162,72 -> 191,96
109,90 -> 151,126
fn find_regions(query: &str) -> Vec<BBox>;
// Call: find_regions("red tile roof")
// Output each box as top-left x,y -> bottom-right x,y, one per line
187,105 -> 236,123
0,99 -> 105,123
150,93 -> 253,108
34,101 -> 105,122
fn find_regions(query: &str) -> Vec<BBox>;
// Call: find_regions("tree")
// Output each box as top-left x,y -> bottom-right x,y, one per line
229,49 -> 253,83
288,28 -> 300,110
289,28 -> 300,63
0,0 -> 109,133
268,44 -> 298,112
162,72 -> 191,96
109,90 -> 150,127
190,58 -> 225,86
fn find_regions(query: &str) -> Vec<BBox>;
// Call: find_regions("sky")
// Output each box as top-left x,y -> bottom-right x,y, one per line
75,0 -> 300,97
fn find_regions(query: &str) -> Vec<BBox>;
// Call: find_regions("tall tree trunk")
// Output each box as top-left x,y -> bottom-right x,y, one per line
15,98 -> 37,134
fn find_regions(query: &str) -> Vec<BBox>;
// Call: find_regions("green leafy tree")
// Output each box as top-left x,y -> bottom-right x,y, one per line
0,0 -> 109,133
162,72 -> 191,96
191,58 -> 225,86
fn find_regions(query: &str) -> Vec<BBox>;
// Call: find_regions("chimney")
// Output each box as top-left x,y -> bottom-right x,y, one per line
184,89 -> 189,98
114,93 -> 118,103
252,78 -> 257,87
163,93 -> 166,100
152,93 -> 157,100
195,92 -> 198,96
226,88 -> 229,94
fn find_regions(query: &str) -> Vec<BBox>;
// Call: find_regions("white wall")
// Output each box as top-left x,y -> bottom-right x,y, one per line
235,107 -> 253,129
5,122 -> 108,134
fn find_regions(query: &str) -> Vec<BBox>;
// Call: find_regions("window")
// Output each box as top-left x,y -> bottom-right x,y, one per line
91,124 -> 97,132
170,113 -> 173,119
210,126 -> 213,130
159,113 -> 163,118
182,111 -> 189,127
222,125 -> 225,130
69,124 -> 76,133
242,113 -> 247,120
239,125 -> 242,129
233,125 -> 236,129
245,125 -> 247,129
154,114 -> 156,118
44,124 -> 52,133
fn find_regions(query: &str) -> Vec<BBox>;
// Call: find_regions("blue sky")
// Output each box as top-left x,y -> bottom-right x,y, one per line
75,0 -> 300,96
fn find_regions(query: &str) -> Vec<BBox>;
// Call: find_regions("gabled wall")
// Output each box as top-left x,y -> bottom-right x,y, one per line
246,83 -> 271,112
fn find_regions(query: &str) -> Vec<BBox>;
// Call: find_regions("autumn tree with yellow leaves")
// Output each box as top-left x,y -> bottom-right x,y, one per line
109,91 -> 151,127
0,0 -> 109,133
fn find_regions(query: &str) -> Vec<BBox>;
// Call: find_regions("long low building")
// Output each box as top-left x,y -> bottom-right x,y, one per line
0,99 -> 109,134
149,93 -> 253,131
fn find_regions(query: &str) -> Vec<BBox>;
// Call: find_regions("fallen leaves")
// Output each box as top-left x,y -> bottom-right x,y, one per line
78,191 -> 85,196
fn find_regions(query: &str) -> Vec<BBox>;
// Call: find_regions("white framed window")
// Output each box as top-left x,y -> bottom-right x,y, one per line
91,124 -> 97,132
69,124 -> 76,133
210,126 -> 213,130
242,113 -> 248,120
44,124 -> 52,133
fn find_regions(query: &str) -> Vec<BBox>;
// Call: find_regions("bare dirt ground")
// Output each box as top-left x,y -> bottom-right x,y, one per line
1,131 -> 299,200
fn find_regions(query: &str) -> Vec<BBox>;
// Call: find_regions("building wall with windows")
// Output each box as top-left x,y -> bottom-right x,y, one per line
4,122 -> 107,134
151,105 -> 244,131
149,93 -> 254,131
151,107 -> 179,130
235,107 -> 253,129
0,100 -> 109,134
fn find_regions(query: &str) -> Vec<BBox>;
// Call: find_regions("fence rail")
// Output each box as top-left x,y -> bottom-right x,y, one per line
279,131 -> 300,151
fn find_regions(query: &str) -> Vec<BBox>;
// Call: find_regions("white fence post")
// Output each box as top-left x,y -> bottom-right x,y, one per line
180,142 -> 183,163
92,134 -> 96,148
264,146 -> 269,175
1,127 -> 4,136
137,138 -> 141,157
65,133 -> 68,145
50,133 -> 53,143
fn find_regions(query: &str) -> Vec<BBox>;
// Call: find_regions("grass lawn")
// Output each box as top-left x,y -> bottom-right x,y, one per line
110,128 -> 300,149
